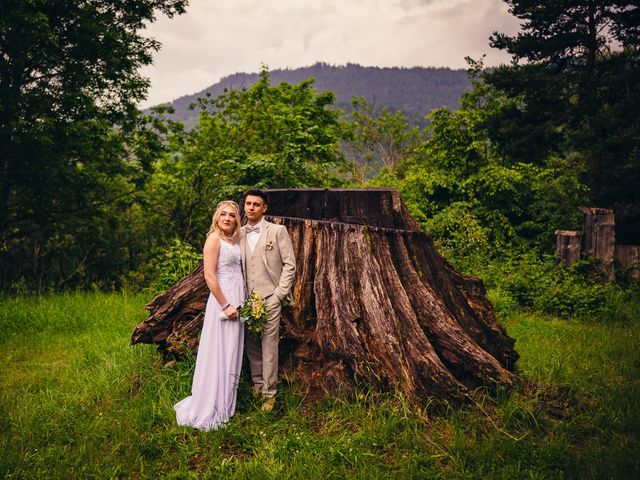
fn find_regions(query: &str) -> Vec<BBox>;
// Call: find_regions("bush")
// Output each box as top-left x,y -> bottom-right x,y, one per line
597,284 -> 640,323
424,201 -> 495,274
140,239 -> 203,295
482,253 -> 640,321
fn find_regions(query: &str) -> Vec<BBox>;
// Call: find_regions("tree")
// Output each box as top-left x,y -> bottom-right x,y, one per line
343,97 -> 424,181
141,68 -> 348,250
0,0 -> 187,290
368,61 -> 588,272
486,1 -> 640,240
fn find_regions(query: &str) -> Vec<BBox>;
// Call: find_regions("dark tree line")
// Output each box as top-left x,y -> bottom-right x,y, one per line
1,0 -> 638,293
162,63 -> 472,128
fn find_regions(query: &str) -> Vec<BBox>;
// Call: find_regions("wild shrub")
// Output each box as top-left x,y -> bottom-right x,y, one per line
142,239 -> 203,295
482,254 -> 640,321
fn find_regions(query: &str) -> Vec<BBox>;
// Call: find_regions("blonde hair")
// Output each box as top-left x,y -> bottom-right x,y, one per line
207,200 -> 241,240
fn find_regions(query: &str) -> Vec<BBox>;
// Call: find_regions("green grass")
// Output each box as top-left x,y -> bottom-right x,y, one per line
1,293 -> 638,479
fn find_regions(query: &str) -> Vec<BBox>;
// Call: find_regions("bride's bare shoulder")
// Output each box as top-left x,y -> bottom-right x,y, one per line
204,233 -> 221,253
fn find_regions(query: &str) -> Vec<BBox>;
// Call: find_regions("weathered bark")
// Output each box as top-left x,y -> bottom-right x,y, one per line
579,207 -> 615,281
257,188 -> 420,230
131,263 -> 209,355
615,245 -> 640,280
132,189 -> 519,402
555,230 -> 582,266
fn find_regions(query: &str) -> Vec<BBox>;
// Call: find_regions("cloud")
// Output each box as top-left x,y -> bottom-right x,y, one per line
139,0 -> 520,108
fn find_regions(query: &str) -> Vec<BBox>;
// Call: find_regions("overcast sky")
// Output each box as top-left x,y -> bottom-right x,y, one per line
139,0 -> 521,108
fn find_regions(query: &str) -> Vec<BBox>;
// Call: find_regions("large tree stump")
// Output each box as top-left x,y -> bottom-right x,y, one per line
132,189 -> 519,402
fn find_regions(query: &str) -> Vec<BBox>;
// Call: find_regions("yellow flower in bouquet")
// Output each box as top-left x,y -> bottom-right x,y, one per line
238,291 -> 268,336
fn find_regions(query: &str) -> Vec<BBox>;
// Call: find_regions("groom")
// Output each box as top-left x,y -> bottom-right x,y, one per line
240,189 -> 296,412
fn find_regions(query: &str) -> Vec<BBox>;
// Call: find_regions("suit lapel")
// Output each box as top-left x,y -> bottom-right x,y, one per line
240,226 -> 247,275
261,221 -> 278,282
260,222 -> 269,265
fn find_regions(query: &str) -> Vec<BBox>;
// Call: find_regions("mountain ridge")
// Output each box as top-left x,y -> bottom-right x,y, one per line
157,62 -> 472,127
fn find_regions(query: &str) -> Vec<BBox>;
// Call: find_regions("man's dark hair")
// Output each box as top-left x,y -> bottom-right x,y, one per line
243,189 -> 269,205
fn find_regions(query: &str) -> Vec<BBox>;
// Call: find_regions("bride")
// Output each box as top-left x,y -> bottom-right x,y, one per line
174,200 -> 246,430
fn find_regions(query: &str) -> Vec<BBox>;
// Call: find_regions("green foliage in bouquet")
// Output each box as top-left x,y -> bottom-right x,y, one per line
239,291 -> 268,337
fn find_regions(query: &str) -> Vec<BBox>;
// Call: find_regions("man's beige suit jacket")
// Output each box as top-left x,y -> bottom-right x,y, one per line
240,220 -> 296,302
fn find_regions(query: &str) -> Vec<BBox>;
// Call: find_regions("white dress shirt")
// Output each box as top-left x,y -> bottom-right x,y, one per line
246,218 -> 264,253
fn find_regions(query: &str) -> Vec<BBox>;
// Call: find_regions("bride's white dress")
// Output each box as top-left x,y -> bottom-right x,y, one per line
174,239 -> 246,430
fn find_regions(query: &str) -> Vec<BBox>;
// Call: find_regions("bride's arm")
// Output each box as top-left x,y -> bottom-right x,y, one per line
203,234 -> 239,320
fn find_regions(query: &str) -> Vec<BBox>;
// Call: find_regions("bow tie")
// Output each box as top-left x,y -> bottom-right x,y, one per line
246,225 -> 261,233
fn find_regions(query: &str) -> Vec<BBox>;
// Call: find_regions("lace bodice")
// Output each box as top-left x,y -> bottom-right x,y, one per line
216,240 -> 243,285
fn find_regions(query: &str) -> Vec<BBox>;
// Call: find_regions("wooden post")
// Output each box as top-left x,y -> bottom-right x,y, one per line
555,230 -> 582,266
615,245 -> 640,280
579,207 -> 616,281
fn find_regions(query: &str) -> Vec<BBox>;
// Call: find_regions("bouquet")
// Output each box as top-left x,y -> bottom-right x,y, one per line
219,291 -> 267,337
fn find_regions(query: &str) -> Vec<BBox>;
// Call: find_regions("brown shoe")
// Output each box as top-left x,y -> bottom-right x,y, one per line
261,396 -> 276,412
252,386 -> 262,399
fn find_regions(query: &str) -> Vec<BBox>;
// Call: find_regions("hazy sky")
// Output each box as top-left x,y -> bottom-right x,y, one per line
139,0 -> 521,108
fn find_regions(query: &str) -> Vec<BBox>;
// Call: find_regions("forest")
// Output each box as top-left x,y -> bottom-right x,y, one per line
1,1 -> 639,478
2,1 -> 639,309
162,62 -> 472,127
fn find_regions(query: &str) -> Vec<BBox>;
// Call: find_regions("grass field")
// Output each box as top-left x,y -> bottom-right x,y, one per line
1,292 -> 638,479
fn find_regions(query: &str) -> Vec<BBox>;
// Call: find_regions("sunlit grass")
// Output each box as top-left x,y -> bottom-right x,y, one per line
1,293 -> 638,479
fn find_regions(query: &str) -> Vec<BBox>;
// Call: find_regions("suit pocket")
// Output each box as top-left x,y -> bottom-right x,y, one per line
264,294 -> 282,315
